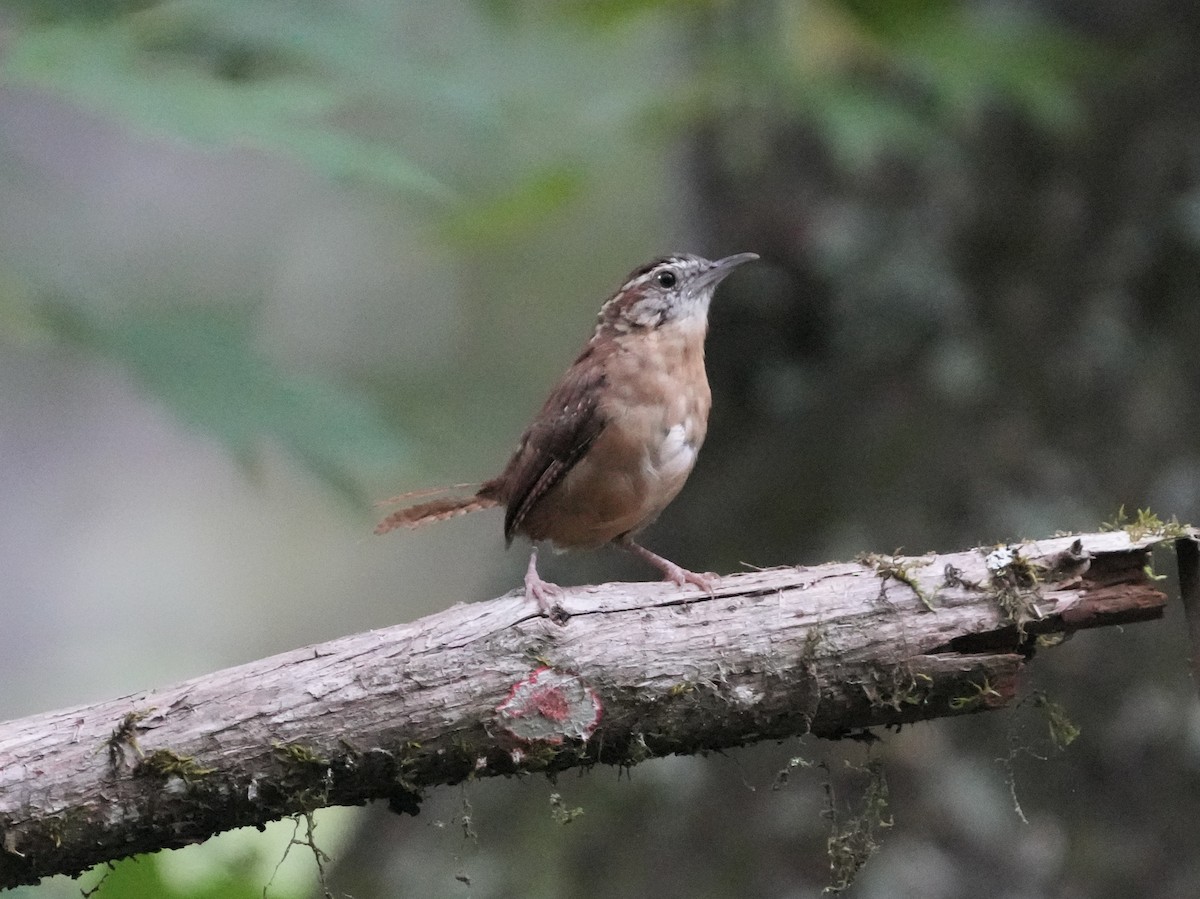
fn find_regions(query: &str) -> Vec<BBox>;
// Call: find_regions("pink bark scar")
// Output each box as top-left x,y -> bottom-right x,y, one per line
496,667 -> 603,744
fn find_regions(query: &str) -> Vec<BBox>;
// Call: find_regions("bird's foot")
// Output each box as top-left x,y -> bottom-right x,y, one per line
621,540 -> 717,594
665,564 -> 716,593
524,548 -> 567,622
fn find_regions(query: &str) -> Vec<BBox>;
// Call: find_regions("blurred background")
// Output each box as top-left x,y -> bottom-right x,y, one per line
2,0 -> 1199,897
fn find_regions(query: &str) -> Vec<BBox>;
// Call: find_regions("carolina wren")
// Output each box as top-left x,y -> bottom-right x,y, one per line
377,252 -> 758,611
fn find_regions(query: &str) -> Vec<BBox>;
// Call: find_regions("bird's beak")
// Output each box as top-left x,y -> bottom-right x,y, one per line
698,252 -> 759,288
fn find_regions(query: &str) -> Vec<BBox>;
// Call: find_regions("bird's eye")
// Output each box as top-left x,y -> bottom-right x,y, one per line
655,270 -> 677,288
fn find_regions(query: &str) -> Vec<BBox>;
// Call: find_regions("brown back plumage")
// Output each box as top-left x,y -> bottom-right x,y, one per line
494,341 -> 610,546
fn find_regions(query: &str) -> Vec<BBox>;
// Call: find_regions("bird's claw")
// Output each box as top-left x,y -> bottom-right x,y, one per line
663,564 -> 717,595
525,573 -> 563,614
524,547 -> 568,623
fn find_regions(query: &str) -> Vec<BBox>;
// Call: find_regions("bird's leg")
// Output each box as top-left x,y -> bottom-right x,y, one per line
618,538 -> 715,592
524,546 -> 564,615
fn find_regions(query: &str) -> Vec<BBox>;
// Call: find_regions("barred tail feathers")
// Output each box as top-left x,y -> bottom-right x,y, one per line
374,492 -> 500,535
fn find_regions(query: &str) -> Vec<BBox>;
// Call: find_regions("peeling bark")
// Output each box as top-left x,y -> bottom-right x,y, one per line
0,531 -> 1192,888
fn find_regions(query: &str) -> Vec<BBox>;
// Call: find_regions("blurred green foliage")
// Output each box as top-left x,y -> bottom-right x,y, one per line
437,164 -> 585,247
3,8 -> 449,198
43,302 -> 405,503
0,0 -> 1096,201
69,852 -> 303,899
83,854 -> 299,899
0,0 -> 1096,502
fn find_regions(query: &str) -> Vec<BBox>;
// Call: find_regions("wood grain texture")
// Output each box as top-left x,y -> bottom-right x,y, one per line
0,531 -> 1191,888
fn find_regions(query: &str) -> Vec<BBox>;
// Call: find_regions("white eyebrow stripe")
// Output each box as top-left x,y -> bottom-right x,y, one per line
620,256 -> 702,292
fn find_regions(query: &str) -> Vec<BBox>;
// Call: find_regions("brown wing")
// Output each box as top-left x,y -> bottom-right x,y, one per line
493,344 -> 609,545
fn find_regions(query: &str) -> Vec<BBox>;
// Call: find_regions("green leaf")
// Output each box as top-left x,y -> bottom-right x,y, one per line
77,852 -> 283,899
438,165 -> 586,246
829,0 -> 1098,133
43,302 -> 407,504
0,273 -> 50,345
892,13 -> 1096,131
802,78 -> 943,170
0,0 -> 166,23
2,17 -> 450,200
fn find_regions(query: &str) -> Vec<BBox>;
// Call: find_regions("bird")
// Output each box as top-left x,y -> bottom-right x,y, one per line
376,252 -> 758,613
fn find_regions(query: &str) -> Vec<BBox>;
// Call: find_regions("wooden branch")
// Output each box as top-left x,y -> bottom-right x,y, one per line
1,530 -> 1193,888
